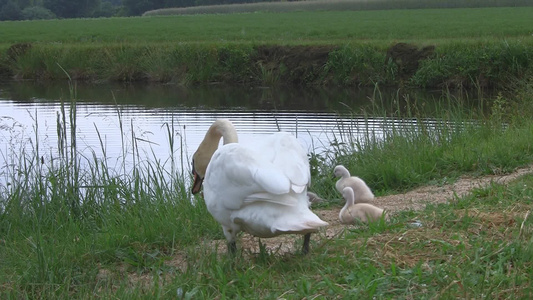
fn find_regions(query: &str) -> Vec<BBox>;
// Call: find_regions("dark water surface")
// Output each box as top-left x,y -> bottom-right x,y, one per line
0,81 -> 473,180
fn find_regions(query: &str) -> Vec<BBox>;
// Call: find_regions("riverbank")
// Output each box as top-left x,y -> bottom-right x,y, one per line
2,41 -> 532,89
1,7 -> 532,89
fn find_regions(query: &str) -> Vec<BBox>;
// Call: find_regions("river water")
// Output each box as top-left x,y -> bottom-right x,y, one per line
0,81 -> 473,181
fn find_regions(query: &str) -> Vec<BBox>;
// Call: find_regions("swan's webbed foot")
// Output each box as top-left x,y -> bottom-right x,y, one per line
227,241 -> 237,255
302,233 -> 311,255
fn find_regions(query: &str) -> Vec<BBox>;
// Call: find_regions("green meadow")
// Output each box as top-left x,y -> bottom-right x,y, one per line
144,0 -> 533,16
1,4 -> 533,298
0,7 -> 532,44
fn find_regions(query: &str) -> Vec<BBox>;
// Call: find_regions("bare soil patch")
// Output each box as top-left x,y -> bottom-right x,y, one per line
251,45 -> 336,85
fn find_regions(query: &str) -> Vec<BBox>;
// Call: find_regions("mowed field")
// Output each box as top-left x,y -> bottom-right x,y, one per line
0,7 -> 532,45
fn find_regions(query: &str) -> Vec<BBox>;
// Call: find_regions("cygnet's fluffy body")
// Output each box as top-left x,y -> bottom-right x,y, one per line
334,165 -> 374,203
339,187 -> 387,224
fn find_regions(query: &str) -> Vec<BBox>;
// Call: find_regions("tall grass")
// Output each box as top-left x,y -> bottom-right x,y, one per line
310,81 -> 533,199
6,39 -> 533,88
0,81 -> 218,298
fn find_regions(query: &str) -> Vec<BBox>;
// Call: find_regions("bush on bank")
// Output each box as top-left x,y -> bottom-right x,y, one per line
1,40 -> 532,89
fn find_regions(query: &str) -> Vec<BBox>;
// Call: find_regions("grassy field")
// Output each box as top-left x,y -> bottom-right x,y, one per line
145,0 -> 533,16
1,7 -> 532,45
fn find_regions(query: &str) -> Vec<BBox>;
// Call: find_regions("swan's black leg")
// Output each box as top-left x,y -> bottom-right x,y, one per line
228,241 -> 237,255
302,233 -> 311,255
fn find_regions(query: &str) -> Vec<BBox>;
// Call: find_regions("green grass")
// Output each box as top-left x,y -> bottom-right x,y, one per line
145,0 -> 533,16
3,39 -> 532,87
0,7 -> 532,45
1,7 -> 532,86
308,79 -> 533,200
327,117 -> 533,194
1,78 -> 533,298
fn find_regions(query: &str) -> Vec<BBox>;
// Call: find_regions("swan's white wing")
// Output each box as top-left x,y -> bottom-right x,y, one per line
204,143 -> 296,210
244,192 -> 298,206
256,132 -> 311,192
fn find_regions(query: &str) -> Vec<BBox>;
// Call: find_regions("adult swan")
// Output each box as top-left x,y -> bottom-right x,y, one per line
191,119 -> 328,254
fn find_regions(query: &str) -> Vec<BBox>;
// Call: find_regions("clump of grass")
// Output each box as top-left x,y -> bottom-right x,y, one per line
325,44 -> 396,86
10,43 -> 257,85
7,39 -> 533,88
412,41 -> 533,89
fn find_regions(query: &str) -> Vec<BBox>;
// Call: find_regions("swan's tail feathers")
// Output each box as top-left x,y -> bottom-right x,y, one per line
291,183 -> 306,194
272,219 -> 329,235
244,193 -> 298,206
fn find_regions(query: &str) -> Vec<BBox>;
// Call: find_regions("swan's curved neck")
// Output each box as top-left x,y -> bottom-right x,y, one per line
343,188 -> 355,208
203,119 -> 238,148
194,119 -> 238,176
340,187 -> 355,222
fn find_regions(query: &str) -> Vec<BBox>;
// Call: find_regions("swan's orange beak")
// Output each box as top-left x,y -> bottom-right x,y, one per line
191,167 -> 204,194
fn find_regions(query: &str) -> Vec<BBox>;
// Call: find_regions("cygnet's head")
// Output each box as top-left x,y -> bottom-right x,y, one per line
334,165 -> 350,178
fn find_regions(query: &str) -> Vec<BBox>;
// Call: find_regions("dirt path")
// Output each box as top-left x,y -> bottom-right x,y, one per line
231,164 -> 533,255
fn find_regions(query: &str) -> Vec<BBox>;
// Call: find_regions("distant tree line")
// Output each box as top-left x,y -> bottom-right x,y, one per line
0,0 -> 293,20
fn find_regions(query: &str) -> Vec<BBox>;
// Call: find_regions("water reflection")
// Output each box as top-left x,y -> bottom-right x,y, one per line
0,81 -> 481,182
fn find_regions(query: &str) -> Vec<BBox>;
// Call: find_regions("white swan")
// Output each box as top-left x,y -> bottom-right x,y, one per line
334,165 -> 374,203
339,187 -> 387,224
192,119 -> 328,254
